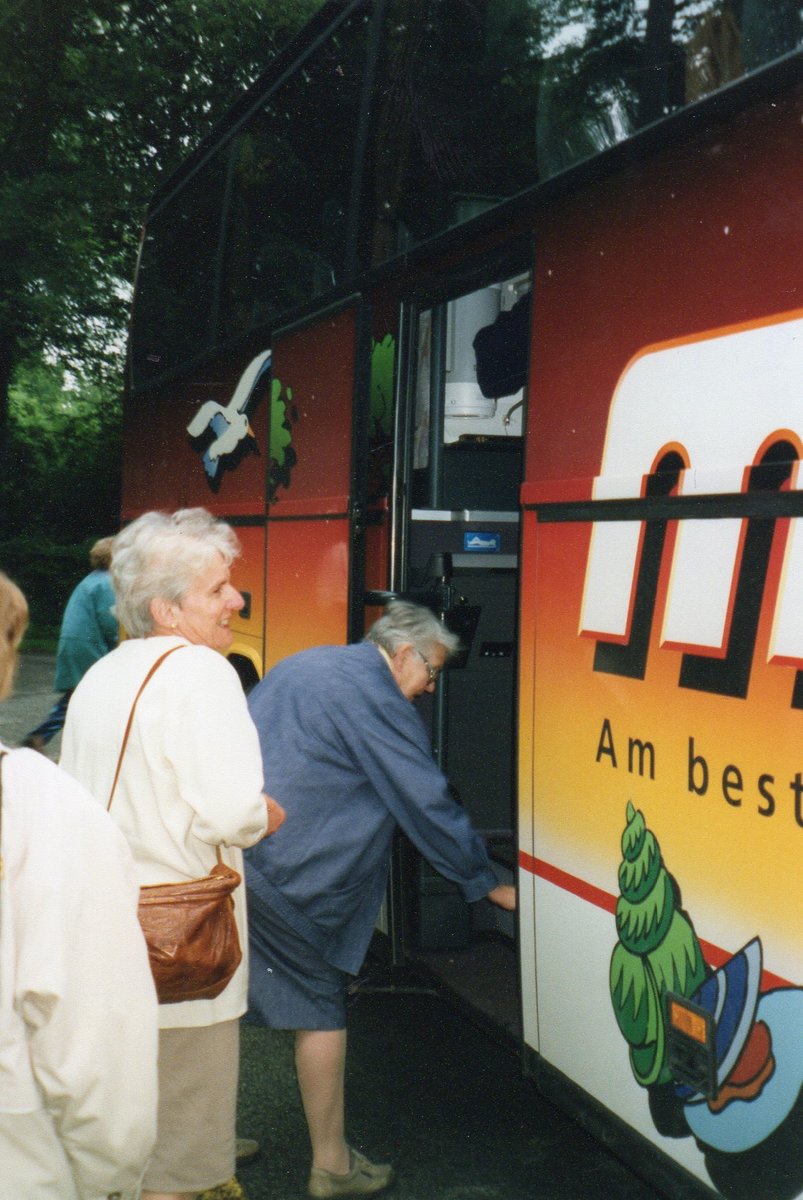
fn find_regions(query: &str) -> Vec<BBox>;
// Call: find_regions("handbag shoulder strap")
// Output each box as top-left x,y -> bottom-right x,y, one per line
107,645 -> 184,812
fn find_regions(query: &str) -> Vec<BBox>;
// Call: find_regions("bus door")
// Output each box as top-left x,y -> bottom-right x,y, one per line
390,270 -> 531,1038
263,299 -> 371,670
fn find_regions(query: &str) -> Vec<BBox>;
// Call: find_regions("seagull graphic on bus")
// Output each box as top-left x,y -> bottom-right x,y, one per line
186,348 -> 272,481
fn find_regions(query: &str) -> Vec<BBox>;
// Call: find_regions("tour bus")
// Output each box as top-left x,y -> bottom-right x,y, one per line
123,3 -> 803,1197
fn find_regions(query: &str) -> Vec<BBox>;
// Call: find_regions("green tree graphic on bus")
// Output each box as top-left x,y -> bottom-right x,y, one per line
268,375 -> 297,501
370,333 -> 394,440
610,801 -> 707,1087
367,333 -> 395,500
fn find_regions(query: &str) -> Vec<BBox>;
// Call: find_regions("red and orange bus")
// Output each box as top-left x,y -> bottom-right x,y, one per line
124,3 -> 803,1196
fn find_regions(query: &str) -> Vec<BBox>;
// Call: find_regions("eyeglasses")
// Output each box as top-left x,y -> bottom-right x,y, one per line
415,648 -> 441,684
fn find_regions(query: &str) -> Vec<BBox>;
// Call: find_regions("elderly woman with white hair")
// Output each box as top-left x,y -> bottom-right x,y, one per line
61,508 -> 285,1200
245,600 -> 515,1199
0,571 -> 158,1199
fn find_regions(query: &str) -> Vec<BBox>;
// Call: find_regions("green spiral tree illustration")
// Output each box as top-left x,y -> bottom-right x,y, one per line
610,801 -> 707,1087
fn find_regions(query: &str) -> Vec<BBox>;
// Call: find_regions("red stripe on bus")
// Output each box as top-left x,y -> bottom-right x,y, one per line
519,852 -> 617,913
518,851 -> 793,991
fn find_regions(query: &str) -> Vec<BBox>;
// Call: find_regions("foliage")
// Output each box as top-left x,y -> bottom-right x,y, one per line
0,0 -> 324,430
1,359 -> 121,542
0,353 -> 116,643
0,534 -> 91,647
0,0 -> 322,637
0,0 -> 323,614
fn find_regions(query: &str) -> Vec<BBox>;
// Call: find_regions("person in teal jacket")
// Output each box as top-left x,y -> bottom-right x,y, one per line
245,600 -> 516,1199
23,537 -> 117,750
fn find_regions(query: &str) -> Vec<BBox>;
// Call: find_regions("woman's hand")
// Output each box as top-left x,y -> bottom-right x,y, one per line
487,883 -> 516,911
264,793 -> 286,835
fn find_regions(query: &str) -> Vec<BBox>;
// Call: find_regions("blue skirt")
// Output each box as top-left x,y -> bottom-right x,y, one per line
246,892 -> 349,1030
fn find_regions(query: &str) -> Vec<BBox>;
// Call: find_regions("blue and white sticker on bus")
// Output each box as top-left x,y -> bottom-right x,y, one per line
464,531 -> 501,553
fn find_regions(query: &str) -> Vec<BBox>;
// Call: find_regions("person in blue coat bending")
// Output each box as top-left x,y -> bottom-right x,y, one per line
23,536 -> 118,751
245,600 -> 516,1199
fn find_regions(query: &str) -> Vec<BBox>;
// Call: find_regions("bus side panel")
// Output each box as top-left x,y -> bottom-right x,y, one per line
264,515 -> 349,668
263,307 -> 358,669
520,92 -> 803,1197
122,343 -> 272,521
228,521 -> 267,682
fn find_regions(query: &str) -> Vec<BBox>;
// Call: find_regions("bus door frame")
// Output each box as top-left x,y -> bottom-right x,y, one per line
382,239 -> 534,978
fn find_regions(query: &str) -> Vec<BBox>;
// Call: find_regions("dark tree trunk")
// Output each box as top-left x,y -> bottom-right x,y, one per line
0,334 -> 15,458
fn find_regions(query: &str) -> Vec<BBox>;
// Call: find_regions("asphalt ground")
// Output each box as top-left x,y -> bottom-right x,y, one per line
235,993 -> 669,1200
0,651 -> 63,757
4,654 -> 669,1200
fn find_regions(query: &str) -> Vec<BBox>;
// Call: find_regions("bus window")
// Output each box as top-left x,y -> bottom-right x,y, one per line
537,0 -> 802,176
740,0 -> 802,69
130,147 -> 230,387
365,0 -> 802,261
412,275 -> 529,513
218,8 -> 370,341
128,0 -> 802,392
366,1 -> 542,264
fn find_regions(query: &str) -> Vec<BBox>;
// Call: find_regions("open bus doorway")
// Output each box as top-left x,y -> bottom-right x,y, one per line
387,268 -> 530,1041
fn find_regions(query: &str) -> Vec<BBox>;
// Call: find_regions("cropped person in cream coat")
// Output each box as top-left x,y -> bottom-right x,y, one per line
0,570 -> 159,1200
61,509 -> 285,1200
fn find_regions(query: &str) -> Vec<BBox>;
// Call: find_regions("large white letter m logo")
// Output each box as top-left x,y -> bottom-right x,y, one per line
580,312 -> 803,706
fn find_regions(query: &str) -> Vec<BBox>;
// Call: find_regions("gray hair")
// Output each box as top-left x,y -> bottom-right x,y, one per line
111,509 -> 240,637
365,599 -> 461,660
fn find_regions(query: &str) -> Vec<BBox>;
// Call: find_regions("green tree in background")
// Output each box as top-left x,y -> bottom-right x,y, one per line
0,358 -> 123,641
0,0 -> 321,634
0,0 -> 322,436
3,360 -> 121,539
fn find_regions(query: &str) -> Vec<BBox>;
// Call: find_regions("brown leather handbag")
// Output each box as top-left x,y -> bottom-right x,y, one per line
108,646 -> 242,1004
